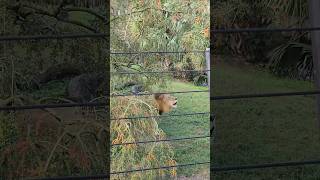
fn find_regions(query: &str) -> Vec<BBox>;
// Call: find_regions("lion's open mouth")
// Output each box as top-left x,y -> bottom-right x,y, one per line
172,101 -> 177,107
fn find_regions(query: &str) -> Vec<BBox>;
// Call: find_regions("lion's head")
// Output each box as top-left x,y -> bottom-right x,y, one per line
154,93 -> 178,115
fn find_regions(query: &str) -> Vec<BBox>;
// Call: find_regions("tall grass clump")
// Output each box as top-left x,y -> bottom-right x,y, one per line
0,97 -> 109,178
111,96 -> 177,180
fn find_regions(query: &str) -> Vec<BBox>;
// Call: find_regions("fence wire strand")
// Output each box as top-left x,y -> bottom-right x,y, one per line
111,112 -> 210,121
212,159 -> 320,172
0,33 -> 107,41
112,161 -> 210,175
110,69 -> 210,75
0,27 -> 320,42
0,102 -> 107,111
112,135 -> 210,146
111,90 -> 209,97
212,27 -> 320,33
1,90 -> 320,111
110,50 -> 206,54
212,90 -> 320,100
28,162 -> 210,180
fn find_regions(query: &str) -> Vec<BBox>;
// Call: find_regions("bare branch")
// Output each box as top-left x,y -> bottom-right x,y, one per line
63,7 -> 106,22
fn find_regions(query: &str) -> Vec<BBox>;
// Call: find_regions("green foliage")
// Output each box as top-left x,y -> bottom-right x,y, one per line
267,0 -> 308,25
0,2 -> 110,178
0,39 -> 106,99
111,96 -> 177,179
0,2 -> 107,98
0,96 -> 110,178
214,0 -> 276,63
265,0 -> 313,79
0,113 -> 18,151
111,0 -> 209,51
268,42 -> 313,80
111,54 -> 171,93
111,0 -> 209,83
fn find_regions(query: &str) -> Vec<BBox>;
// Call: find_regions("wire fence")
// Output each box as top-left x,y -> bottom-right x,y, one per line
1,26 -> 320,42
29,162 -> 211,180
210,8 -> 320,177
112,135 -> 210,146
212,27 -> 320,34
0,34 -> 211,179
110,50 -> 211,177
2,7 -> 320,180
2,90 -> 320,111
0,33 -> 108,41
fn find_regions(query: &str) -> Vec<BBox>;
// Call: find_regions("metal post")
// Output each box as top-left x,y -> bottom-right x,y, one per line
105,0 -> 111,179
205,48 -> 210,88
309,0 -> 320,129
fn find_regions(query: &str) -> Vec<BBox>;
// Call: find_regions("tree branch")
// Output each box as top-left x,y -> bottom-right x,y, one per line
63,7 -> 107,22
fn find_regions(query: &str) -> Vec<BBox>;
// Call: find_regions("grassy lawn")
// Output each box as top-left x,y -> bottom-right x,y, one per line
212,60 -> 320,179
157,81 -> 210,177
156,59 -> 320,179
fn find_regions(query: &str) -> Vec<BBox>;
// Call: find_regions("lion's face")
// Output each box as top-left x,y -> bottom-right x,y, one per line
154,94 -> 178,115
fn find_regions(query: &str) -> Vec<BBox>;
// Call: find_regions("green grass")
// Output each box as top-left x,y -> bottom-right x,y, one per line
69,12 -> 96,25
212,61 -> 320,179
25,80 -> 68,99
156,60 -> 320,179
157,81 -> 210,177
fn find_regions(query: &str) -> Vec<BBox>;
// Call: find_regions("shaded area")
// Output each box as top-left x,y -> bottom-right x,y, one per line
212,59 -> 320,179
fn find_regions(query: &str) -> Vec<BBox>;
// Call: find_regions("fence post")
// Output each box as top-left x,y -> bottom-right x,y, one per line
309,0 -> 320,129
105,0 -> 111,179
205,48 -> 210,88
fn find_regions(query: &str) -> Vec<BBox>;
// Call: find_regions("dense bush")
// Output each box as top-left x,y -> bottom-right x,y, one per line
266,0 -> 313,80
111,0 -> 209,85
111,96 -> 176,180
0,98 -> 109,178
268,42 -> 313,80
213,0 -> 279,63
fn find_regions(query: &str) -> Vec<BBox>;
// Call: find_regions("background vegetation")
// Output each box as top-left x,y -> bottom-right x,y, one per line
0,1 -> 109,178
110,0 -> 210,179
1,0 -> 320,179
213,0 -> 313,80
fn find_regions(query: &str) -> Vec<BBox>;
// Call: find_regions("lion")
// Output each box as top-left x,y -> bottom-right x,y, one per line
154,93 -> 178,115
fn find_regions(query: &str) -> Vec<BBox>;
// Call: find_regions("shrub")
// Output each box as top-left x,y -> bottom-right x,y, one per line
111,96 -> 177,180
0,97 -> 109,178
213,0 -> 276,63
268,42 -> 313,80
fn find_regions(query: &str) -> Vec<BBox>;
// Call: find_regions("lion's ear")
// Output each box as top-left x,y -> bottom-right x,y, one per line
154,93 -> 164,100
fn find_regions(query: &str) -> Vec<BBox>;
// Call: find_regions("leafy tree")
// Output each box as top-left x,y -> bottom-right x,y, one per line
111,0 -> 209,84
213,0 -> 276,63
111,0 -> 209,51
